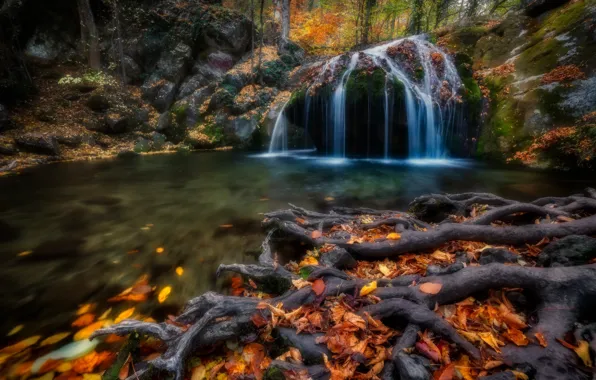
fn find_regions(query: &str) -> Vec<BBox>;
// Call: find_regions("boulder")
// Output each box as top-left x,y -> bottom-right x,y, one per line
0,142 -> 17,156
394,353 -> 431,380
479,248 -> 519,265
222,71 -> 251,91
24,30 -> 73,65
134,137 -> 152,153
278,39 -> 306,67
229,113 -> 259,142
156,43 -> 192,83
15,133 -> 60,156
55,134 -> 93,147
522,0 -> 570,17
538,236 -> 596,267
122,56 -> 142,84
202,16 -> 253,55
207,51 -> 235,72
151,132 -> 167,150
157,112 -> 173,133
104,113 -> 132,134
178,75 -> 210,99
185,129 -> 214,149
86,93 -> 111,112
141,77 -> 177,112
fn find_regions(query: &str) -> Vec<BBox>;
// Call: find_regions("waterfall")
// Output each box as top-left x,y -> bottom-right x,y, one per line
330,53 -> 359,158
268,102 -> 289,153
268,36 -> 463,160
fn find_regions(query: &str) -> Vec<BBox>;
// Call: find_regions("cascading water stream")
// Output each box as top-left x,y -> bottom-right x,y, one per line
268,36 -> 463,160
268,102 -> 289,154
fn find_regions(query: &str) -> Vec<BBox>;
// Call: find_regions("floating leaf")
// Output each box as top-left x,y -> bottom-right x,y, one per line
156,247 -> 165,254
76,304 -> 94,316
74,321 -> 107,341
0,335 -> 41,355
40,333 -> 71,347
115,308 -> 135,324
419,282 -> 443,295
386,232 -> 401,240
17,250 -> 32,257
158,286 -> 172,303
575,340 -> 593,367
72,313 -> 95,328
7,325 -> 24,337
535,332 -> 547,347
312,279 -> 326,296
311,230 -> 322,239
360,281 -> 377,296
176,267 -> 184,276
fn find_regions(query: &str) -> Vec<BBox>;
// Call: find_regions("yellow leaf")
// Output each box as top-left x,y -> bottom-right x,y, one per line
0,336 -> 40,355
99,308 -> 112,320
458,330 -> 480,344
419,282 -> 443,294
17,250 -> 32,257
57,362 -> 73,372
7,325 -> 24,337
574,340 -> 593,367
386,233 -> 401,240
478,332 -> 503,352
534,332 -> 547,347
360,281 -> 377,297
299,256 -> 318,267
431,250 -> 451,261
115,307 -> 135,324
74,321 -> 109,341
156,247 -> 165,254
83,374 -> 102,380
378,264 -> 392,276
176,267 -> 184,276
503,328 -> 529,346
511,370 -> 529,380
158,286 -> 172,303
40,332 -> 71,347
76,304 -> 94,316
191,365 -> 207,380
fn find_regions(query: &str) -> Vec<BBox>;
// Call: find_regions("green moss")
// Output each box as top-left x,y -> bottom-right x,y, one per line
516,38 -> 566,76
171,103 -> 189,124
346,69 -> 388,103
288,87 -> 306,108
530,1 -> 586,45
203,122 -> 225,145
257,60 -> 290,87
264,367 -> 285,380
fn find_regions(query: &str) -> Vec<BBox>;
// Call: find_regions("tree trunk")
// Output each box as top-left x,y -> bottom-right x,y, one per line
435,0 -> 450,29
111,0 -> 126,86
250,0 -> 255,77
408,0 -> 423,35
467,0 -> 480,17
258,0 -> 265,85
77,0 -> 101,70
361,0 -> 376,45
281,0 -> 291,41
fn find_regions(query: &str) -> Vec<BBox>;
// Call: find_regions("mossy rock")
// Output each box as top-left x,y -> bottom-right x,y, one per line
516,38 -> 566,76
258,60 -> 290,87
345,69 -> 390,104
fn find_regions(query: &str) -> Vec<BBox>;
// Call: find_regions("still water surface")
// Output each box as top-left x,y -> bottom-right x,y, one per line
1,151 -> 594,344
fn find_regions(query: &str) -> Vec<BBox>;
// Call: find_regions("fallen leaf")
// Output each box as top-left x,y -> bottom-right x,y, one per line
419,282 -> 443,295
190,364 -> 206,380
115,308 -> 135,324
72,351 -> 100,373
158,286 -> 172,303
503,328 -> 529,346
299,256 -> 318,267
40,332 -> 71,347
378,264 -> 392,276
435,363 -> 455,380
72,313 -> 95,328
535,332 -> 547,347
118,353 -> 131,380
74,321 -> 107,341
219,224 -> 234,228
344,312 -> 366,329
416,341 -> 440,362
312,279 -> 326,296
83,373 -> 102,380
295,218 -> 306,225
76,304 -> 94,315
360,281 -> 377,296
478,332 -> 503,352
0,336 -> 41,355
99,308 -> 112,320
156,247 -> 165,254
386,232 -> 401,240
175,267 -> 184,276
574,340 -> 592,367
324,196 -> 335,201
56,362 -> 73,373
7,325 -> 24,337
291,278 -> 311,289
17,250 -> 32,257
483,360 -> 504,370
251,313 -> 269,328
511,370 -> 529,380
311,230 -> 322,239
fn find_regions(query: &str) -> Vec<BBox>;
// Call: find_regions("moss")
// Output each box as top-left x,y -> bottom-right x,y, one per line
288,87 -> 306,108
171,103 -> 189,124
516,38 -> 566,76
203,122 -> 225,145
258,60 -> 290,87
529,0 -> 586,45
535,86 -> 567,122
264,367 -> 285,380
345,69 -> 387,103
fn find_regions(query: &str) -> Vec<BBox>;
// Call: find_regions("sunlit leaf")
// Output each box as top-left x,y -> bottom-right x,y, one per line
115,308 -> 135,324
17,250 -> 32,257
360,281 -> 377,296
176,267 -> 184,276
574,340 -> 593,367
7,325 -> 24,337
535,332 -> 548,347
291,278 -> 311,289
419,282 -> 443,294
158,286 -> 172,303
40,333 -> 71,347
74,321 -> 108,341
378,263 -> 392,276
483,360 -> 504,370
299,256 -> 318,267
99,308 -> 112,321
478,332 -> 503,352
0,335 -> 41,355
386,232 -> 401,240
72,313 -> 95,328
156,247 -> 165,254
76,304 -> 94,316
511,370 -> 529,380
503,328 -> 529,346
191,364 -> 207,380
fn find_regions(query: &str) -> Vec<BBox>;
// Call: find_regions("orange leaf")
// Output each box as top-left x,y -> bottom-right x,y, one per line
72,313 -> 95,327
115,307 -> 135,324
434,363 -> 455,380
118,354 -> 131,380
175,267 -> 184,276
386,232 -> 401,240
76,304 -> 94,315
156,247 -> 165,254
535,332 -> 548,347
0,336 -> 41,355
74,321 -> 106,341
72,351 -> 100,374
158,286 -> 172,303
312,279 -> 326,296
295,218 -> 306,225
251,313 -> 269,328
503,328 -> 529,346
311,230 -> 322,239
557,337 -> 577,350
360,281 -> 377,296
420,282 -> 443,295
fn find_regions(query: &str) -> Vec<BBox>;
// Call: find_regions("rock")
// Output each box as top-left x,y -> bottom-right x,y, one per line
122,56 -> 142,84
210,86 -> 237,110
479,248 -> 519,265
229,113 -> 259,142
134,137 -> 151,153
117,150 -> 140,159
319,247 -> 357,269
104,113 -> 132,134
0,143 -> 17,156
155,42 -> 192,83
222,71 -> 251,91
151,132 -> 167,150
134,108 -> 150,124
538,236 -> 596,267
395,353 -> 431,380
141,77 -> 177,112
202,16 -> 253,55
0,104 -> 12,130
178,75 -> 209,99
157,112 -> 173,133
55,134 -> 92,147
278,39 -> 306,67
261,60 -> 290,87
207,51 -> 235,72
63,93 -> 81,101
15,133 -> 60,156
522,0 -> 570,17
86,93 -> 111,112
560,76 -> 596,118
177,85 -> 216,126
0,160 -> 18,172
184,129 -> 214,149
24,30 -> 72,65
34,107 -> 56,122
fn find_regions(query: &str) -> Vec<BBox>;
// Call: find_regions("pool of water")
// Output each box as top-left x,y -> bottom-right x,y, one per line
1,151 -> 594,344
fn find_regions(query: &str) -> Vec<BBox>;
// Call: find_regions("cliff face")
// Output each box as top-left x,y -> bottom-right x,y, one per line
437,0 -> 596,169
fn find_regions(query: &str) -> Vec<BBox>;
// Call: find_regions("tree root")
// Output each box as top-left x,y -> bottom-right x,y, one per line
92,189 -> 596,380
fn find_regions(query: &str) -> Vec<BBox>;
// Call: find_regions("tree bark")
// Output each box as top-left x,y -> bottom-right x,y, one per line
361,0 -> 376,45
281,0 -> 291,41
408,0 -> 424,35
257,0 -> 265,85
77,0 -> 101,70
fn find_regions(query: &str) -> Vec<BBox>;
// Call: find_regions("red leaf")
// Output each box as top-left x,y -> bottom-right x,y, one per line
434,363 -> 455,380
416,342 -> 440,362
312,279 -> 326,296
311,230 -> 322,239
251,313 -> 268,328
